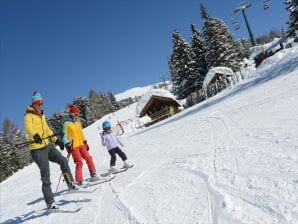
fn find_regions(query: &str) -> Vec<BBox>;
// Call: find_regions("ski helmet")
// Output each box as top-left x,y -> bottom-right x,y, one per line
102,121 -> 111,129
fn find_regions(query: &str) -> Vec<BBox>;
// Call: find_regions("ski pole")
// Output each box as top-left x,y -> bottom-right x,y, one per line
15,132 -> 62,148
55,152 -> 71,192
55,140 -> 73,192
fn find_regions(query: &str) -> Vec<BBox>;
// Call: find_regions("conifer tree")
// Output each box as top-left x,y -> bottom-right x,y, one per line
201,4 -> 242,71
284,0 -> 298,41
99,93 -> 111,114
103,94 -> 114,114
47,110 -> 68,135
0,130 -> 31,182
107,92 -> 120,112
238,38 -> 252,59
89,89 -> 104,119
169,31 -> 199,99
73,97 -> 97,127
200,3 -> 209,19
88,89 -> 99,99
191,24 -> 208,87
2,117 -> 18,144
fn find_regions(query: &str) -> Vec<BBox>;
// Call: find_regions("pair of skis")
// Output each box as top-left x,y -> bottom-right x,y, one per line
101,164 -> 134,177
47,165 -> 133,213
46,207 -> 82,214
49,175 -> 115,213
77,174 -> 116,189
76,164 -> 133,188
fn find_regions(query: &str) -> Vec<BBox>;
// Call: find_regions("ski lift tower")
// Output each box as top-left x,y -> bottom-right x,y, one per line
234,2 -> 256,46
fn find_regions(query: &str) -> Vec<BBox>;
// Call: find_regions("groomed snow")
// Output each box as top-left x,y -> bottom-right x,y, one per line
0,44 -> 297,224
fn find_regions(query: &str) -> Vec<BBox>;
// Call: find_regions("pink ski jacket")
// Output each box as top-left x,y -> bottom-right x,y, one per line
101,131 -> 123,151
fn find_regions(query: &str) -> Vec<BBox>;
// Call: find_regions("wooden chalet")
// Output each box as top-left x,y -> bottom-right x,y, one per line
139,95 -> 180,125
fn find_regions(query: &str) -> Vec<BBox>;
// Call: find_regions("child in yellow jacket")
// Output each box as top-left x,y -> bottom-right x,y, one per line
62,105 -> 97,185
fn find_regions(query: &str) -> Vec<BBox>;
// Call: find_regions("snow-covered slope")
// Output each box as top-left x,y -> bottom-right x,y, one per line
1,44 -> 297,224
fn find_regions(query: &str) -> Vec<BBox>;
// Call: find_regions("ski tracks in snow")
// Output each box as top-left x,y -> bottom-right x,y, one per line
107,181 -> 141,224
194,108 -> 298,223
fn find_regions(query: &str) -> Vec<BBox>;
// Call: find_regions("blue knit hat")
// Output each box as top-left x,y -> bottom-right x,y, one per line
32,91 -> 43,105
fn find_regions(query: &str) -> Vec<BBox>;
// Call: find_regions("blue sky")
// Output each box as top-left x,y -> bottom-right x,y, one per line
0,0 -> 288,130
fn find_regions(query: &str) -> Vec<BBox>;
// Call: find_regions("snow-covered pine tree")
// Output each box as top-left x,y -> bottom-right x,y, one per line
103,94 -> 114,114
191,24 -> 208,89
88,89 -> 98,99
201,4 -> 242,71
89,90 -> 119,118
107,92 -> 120,112
47,110 -> 68,135
2,117 -> 18,144
73,97 -> 97,127
238,38 -> 252,59
14,131 -> 32,167
200,3 -> 209,20
0,134 -> 12,181
169,30 -> 199,99
0,130 -> 31,182
284,0 -> 298,41
89,89 -> 105,119
98,93 -> 112,115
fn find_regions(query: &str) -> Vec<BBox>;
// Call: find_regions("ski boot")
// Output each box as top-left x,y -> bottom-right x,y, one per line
109,166 -> 118,174
122,161 -> 133,169
47,200 -> 59,210
90,173 -> 100,182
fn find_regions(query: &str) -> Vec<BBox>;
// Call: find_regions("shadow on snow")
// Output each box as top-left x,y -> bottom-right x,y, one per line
1,197 -> 91,224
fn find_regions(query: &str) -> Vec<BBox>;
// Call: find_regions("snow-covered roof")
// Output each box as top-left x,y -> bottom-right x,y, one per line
115,86 -> 153,101
203,67 -> 234,87
136,89 -> 179,116
115,81 -> 171,101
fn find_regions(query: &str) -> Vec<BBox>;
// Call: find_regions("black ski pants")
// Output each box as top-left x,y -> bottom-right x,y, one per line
30,144 -> 73,205
108,147 -> 127,167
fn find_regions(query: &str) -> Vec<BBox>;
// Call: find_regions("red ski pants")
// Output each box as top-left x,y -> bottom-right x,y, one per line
71,145 -> 96,182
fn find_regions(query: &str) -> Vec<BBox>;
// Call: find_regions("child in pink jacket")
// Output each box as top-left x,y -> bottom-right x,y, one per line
101,121 -> 132,173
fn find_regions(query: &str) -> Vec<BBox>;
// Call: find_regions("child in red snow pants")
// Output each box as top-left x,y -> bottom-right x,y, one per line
72,145 -> 96,182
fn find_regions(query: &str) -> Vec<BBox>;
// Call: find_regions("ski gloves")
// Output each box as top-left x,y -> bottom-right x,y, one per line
64,140 -> 89,153
55,138 -> 64,150
65,143 -> 72,154
33,133 -> 64,150
84,140 -> 89,151
33,133 -> 42,144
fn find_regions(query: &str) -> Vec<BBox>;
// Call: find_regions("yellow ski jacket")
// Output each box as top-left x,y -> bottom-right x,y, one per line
24,105 -> 57,150
62,118 -> 86,149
